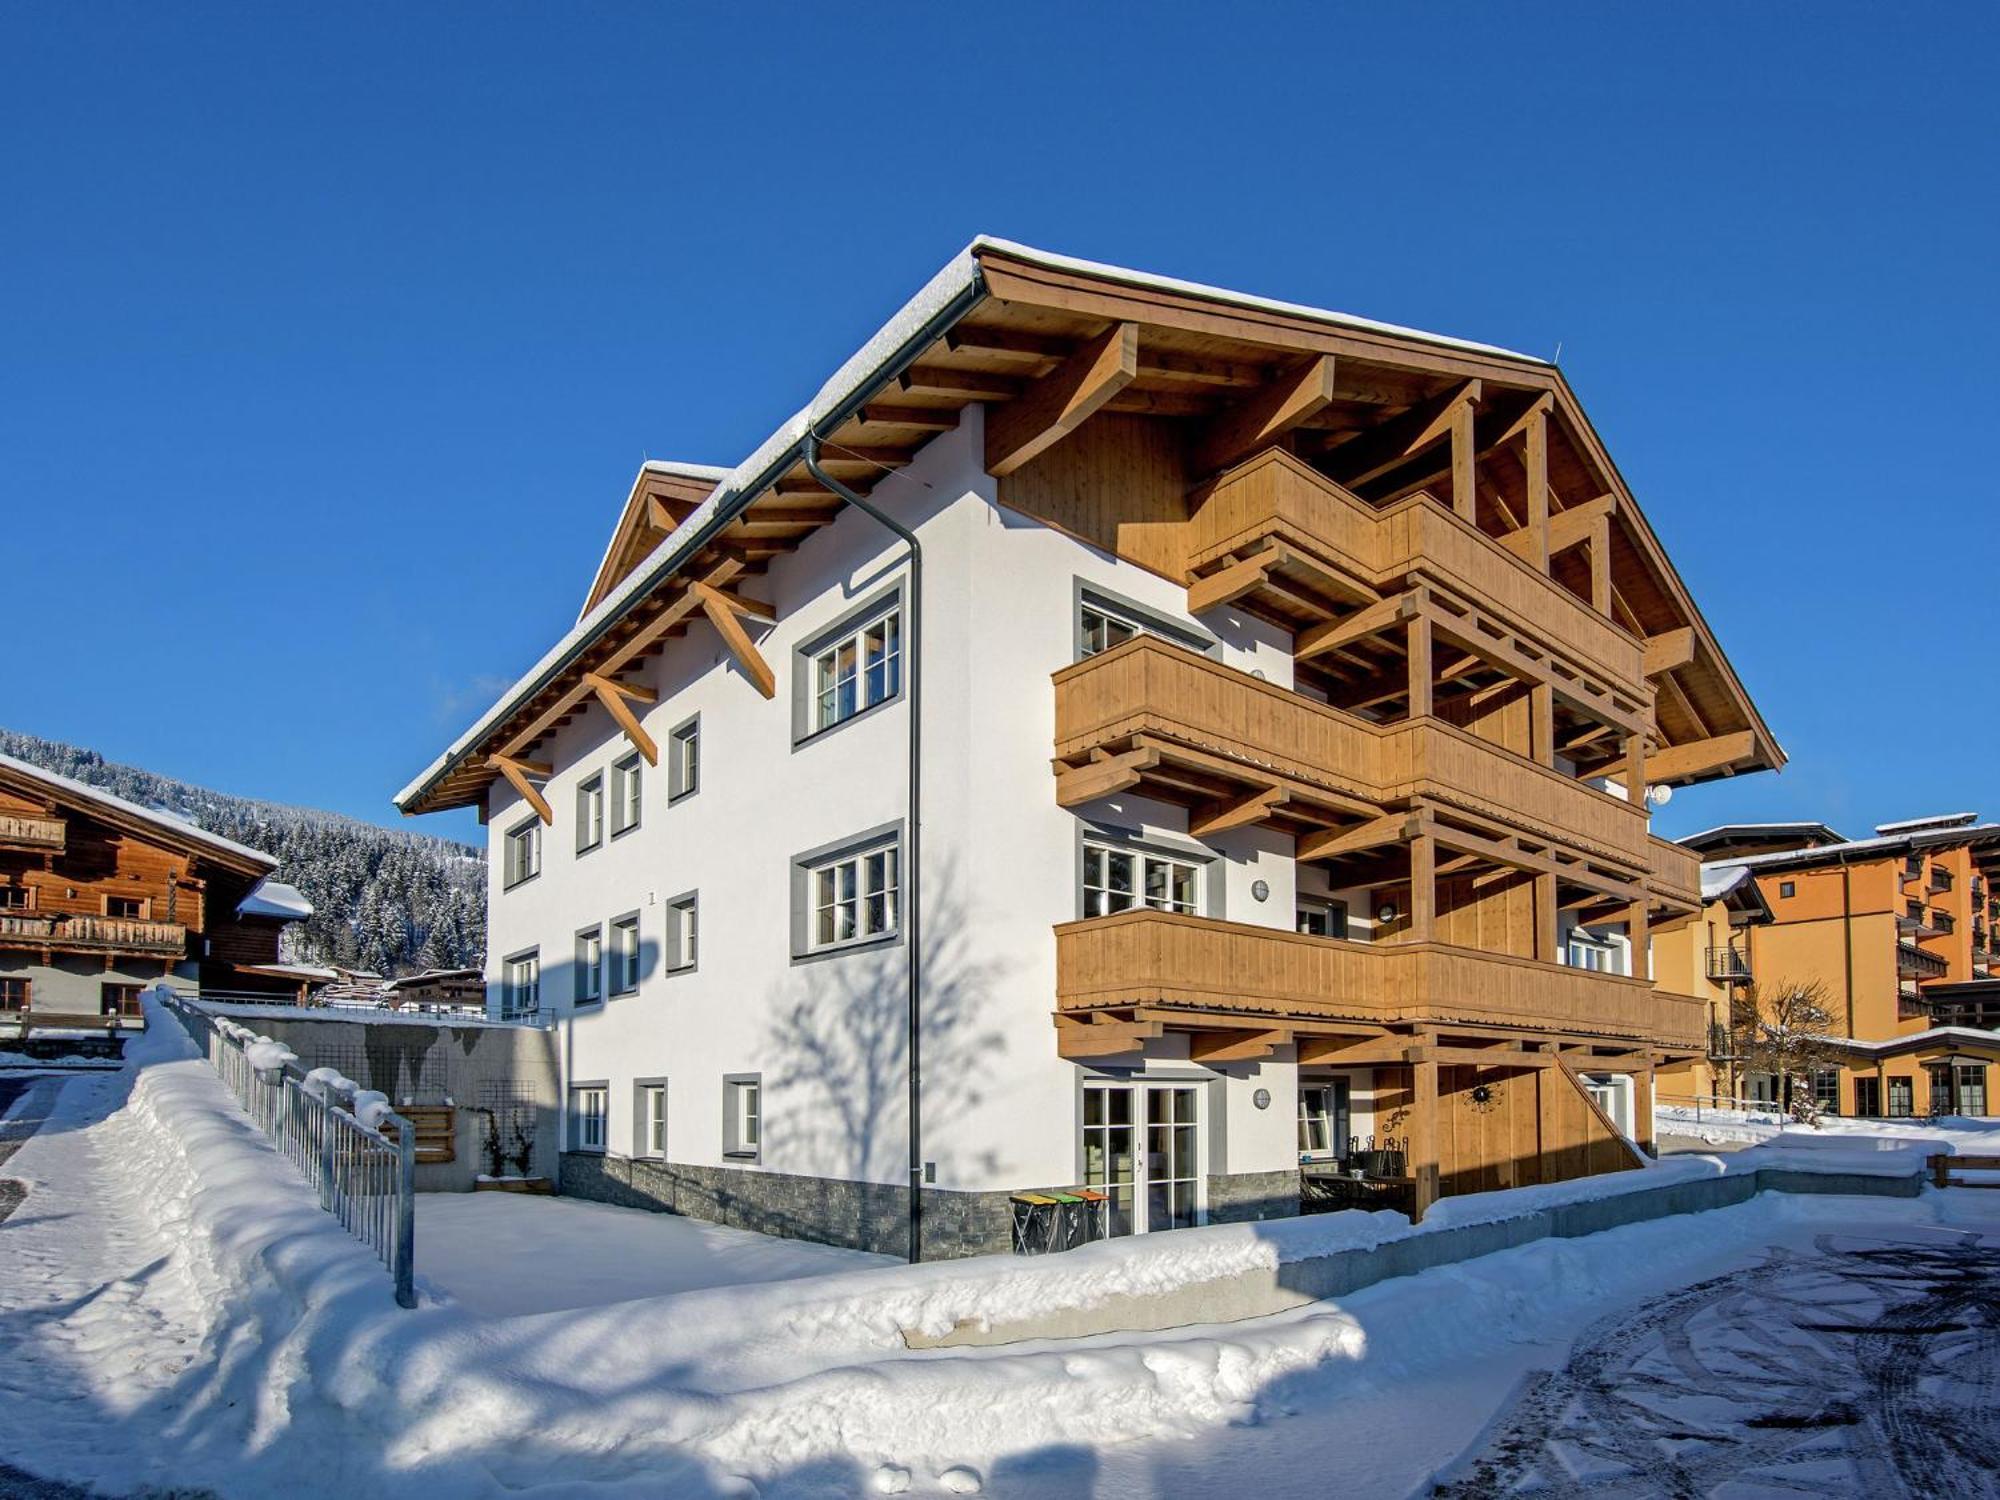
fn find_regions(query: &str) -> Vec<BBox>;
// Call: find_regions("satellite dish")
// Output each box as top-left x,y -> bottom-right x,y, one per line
1646,783 -> 1674,808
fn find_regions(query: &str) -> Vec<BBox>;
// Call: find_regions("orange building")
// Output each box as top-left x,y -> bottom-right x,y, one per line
1656,814 -> 2000,1117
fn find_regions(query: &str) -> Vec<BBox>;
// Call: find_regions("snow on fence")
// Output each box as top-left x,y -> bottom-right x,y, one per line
158,989 -> 416,1308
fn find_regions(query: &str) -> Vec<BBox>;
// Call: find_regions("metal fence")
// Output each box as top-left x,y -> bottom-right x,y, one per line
163,992 -> 416,1308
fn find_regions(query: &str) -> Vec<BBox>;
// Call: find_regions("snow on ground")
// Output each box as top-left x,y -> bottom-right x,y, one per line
1,1003 -> 1995,1499
417,1192 -> 891,1316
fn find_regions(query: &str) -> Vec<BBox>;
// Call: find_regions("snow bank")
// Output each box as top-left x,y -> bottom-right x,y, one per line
6,995 -> 1965,1499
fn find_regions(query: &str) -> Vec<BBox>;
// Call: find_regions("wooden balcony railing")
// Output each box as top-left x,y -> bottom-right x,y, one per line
1647,837 -> 1702,911
1183,449 -> 1647,699
0,813 -> 65,852
1054,635 -> 1653,870
1056,909 -> 1705,1051
0,912 -> 186,956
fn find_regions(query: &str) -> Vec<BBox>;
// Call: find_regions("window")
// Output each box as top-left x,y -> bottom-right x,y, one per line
1076,585 -> 1213,661
503,951 -> 540,1018
809,605 -> 901,735
0,977 -> 27,1011
0,886 -> 29,910
724,1076 -> 761,1160
103,895 -> 145,919
1887,1076 -> 1915,1118
809,841 -> 899,952
1082,841 -> 1199,917
1566,934 -> 1620,973
1959,1064 -> 1989,1117
1778,881 -> 1796,899
1296,899 -> 1349,940
609,914 -> 641,995
665,893 -> 698,973
668,717 -> 700,802
574,926 -> 603,1006
638,1083 -> 667,1157
1297,1079 -> 1351,1159
576,774 -> 604,854
1812,1068 -> 1841,1116
610,754 -> 642,837
1935,910 -> 1956,935
100,982 -> 144,1018
570,1086 -> 607,1152
504,818 -> 542,888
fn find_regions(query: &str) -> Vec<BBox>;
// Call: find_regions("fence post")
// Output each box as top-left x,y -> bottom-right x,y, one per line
319,1092 -> 337,1213
393,1115 -> 416,1309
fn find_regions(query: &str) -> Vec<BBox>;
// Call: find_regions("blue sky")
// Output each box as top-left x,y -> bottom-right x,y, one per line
5,4 -> 1994,848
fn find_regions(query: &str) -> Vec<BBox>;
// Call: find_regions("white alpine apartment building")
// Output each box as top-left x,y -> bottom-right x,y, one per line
397,239 -> 1781,1257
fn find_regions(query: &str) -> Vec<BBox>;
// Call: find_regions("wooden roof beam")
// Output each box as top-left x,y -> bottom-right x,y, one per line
1188,1029 -> 1290,1064
1643,627 -> 1696,677
986,322 -> 1139,476
1193,355 -> 1337,475
1647,730 -> 1757,784
488,754 -> 553,825
692,582 -> 776,699
1323,379 -> 1482,491
1297,812 -> 1416,863
1189,787 -> 1288,839
1055,747 -> 1160,807
584,672 -> 660,765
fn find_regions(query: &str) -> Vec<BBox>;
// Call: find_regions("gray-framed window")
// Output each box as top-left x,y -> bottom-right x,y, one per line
608,912 -> 641,994
610,753 -> 643,837
503,817 -> 541,888
792,583 -> 905,745
502,949 -> 540,1018
665,891 -> 698,974
723,1074 -> 761,1160
1082,839 -> 1200,917
574,924 -> 603,1006
1296,898 -> 1349,939
576,773 -> 605,854
668,716 -> 700,802
634,1078 -> 668,1158
791,824 -> 902,958
1074,580 -> 1217,662
569,1083 -> 608,1153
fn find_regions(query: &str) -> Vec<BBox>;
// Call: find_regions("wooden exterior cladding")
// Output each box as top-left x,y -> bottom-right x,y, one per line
1056,910 -> 1703,1050
0,757 -> 305,1013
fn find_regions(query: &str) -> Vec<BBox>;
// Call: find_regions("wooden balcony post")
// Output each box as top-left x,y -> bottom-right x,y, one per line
1534,871 -> 1558,962
1634,1064 -> 1656,1157
1410,832 -> 1436,941
1589,516 -> 1612,615
1407,615 -> 1433,719
1409,1054 -> 1440,1222
1627,897 -> 1650,979
1623,732 -> 1648,803
1450,397 -> 1477,523
1529,682 -> 1554,766
1523,404 -> 1550,573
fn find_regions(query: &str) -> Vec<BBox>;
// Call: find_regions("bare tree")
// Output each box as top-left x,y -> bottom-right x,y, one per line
1730,978 -> 1841,1125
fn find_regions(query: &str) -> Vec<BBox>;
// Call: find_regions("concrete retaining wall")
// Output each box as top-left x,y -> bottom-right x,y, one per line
196,1004 -> 561,1191
904,1165 -> 1924,1349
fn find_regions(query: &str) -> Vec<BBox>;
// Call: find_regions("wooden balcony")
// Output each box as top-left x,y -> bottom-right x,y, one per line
1054,635 -> 1651,872
1183,450 -> 1647,713
0,912 -> 187,958
1646,836 -> 1701,912
0,813 -> 65,853
1056,909 -> 1705,1051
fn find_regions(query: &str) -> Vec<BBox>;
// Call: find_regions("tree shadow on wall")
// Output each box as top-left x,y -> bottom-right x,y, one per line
761,861 -> 1010,1206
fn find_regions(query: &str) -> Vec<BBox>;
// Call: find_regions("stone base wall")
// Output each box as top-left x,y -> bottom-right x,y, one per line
1205,1169 -> 1301,1226
562,1155 -> 1309,1259
560,1152 -> 1018,1259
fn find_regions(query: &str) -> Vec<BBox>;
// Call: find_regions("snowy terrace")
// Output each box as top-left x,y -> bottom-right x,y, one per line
0,1003 -> 1997,1497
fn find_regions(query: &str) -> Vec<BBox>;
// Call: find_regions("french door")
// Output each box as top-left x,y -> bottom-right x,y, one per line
1082,1082 -> 1202,1236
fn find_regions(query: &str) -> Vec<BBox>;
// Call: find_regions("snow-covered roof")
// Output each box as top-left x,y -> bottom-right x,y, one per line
0,750 -> 276,873
1700,865 -> 1755,901
235,961 -> 342,982
1875,813 -> 1977,836
235,878 -> 313,922
1705,822 -> 2000,876
393,238 -> 1551,814
641,460 -> 732,481
1679,821 -> 1846,847
1831,1026 -> 2000,1057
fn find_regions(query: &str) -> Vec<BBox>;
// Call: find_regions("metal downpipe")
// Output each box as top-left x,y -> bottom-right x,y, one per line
803,433 -> 926,1264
